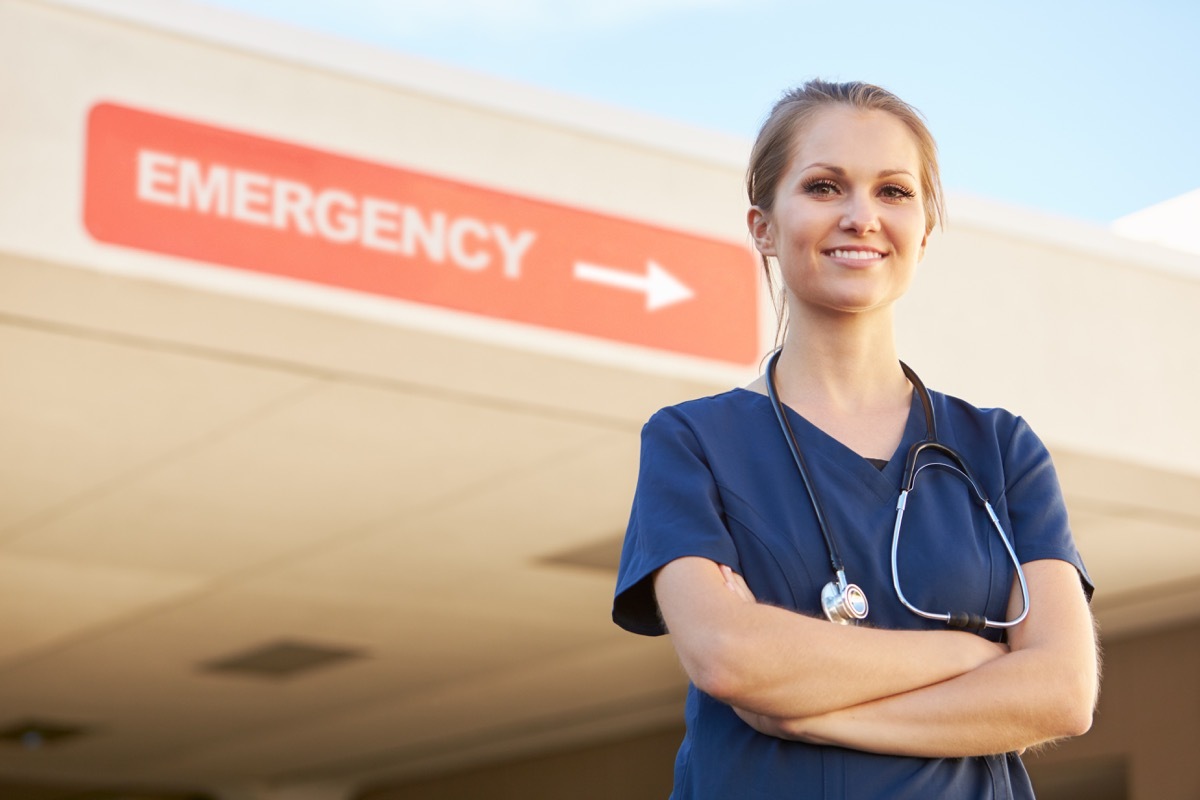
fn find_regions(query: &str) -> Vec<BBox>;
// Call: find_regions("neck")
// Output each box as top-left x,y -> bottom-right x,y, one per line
778,310 -> 904,400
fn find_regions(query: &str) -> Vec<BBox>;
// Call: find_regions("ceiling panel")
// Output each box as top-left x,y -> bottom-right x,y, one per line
0,563 -> 647,780
0,322 -> 314,536
1057,451 -> 1200,524
132,637 -> 685,784
1071,508 -> 1200,596
0,551 -> 204,668
247,432 -> 637,603
6,380 -> 606,577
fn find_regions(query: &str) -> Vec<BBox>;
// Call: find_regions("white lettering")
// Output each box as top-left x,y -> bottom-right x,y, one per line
232,170 -> 272,226
314,189 -> 359,243
402,207 -> 446,263
136,150 -> 178,206
272,179 -> 315,235
361,197 -> 401,253
447,217 -> 490,270
491,225 -> 537,279
130,149 -> 541,280
178,159 -> 229,216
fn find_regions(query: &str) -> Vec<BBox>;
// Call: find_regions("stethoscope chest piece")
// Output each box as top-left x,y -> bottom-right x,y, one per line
821,571 -> 869,625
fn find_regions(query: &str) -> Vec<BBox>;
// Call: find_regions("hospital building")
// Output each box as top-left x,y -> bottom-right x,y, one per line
1,1 -> 1198,798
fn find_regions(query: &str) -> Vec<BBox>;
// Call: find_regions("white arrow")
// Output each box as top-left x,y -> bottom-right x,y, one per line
573,259 -> 694,311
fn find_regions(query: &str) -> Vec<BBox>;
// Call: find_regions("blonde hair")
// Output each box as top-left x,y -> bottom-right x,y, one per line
747,80 -> 945,345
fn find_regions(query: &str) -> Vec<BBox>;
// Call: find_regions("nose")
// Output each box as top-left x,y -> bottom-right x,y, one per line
840,192 -> 880,235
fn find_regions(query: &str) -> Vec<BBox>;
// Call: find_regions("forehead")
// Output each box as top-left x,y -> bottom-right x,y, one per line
788,106 -> 923,173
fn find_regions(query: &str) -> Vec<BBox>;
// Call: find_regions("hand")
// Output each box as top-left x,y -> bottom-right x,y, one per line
719,564 -> 756,603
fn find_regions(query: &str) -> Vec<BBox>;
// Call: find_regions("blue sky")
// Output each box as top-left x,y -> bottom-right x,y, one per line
196,0 -> 1199,224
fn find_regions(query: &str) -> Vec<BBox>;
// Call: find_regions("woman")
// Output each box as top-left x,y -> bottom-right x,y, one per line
612,80 -> 1099,799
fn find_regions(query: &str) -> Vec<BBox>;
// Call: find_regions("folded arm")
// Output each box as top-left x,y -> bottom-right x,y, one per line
735,559 -> 1099,756
654,556 -> 1007,718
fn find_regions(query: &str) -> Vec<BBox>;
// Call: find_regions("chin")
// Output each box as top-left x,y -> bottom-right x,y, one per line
788,284 -> 905,317
820,294 -> 895,315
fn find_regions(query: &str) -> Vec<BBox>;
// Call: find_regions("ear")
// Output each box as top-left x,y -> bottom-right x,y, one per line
917,227 -> 929,262
747,206 -> 776,257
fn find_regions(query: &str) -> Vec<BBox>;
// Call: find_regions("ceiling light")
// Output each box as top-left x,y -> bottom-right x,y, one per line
201,639 -> 366,680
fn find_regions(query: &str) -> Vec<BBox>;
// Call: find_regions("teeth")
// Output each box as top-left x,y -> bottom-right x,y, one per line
829,249 -> 882,260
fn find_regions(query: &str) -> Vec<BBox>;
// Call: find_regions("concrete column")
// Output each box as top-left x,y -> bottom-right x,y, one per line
1126,624 -> 1200,800
1025,619 -> 1200,800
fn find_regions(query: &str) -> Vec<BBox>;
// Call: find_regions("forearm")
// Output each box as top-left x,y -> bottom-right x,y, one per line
741,560 -> 1099,757
705,603 -> 1007,717
779,645 -> 1095,757
657,558 -> 1006,717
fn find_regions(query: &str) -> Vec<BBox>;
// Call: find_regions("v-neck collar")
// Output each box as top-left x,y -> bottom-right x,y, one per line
733,385 -> 928,503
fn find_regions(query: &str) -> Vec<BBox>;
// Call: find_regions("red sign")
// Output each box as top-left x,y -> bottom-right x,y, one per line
84,103 -> 759,363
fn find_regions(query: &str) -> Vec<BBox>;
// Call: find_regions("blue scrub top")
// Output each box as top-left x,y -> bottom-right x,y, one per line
613,386 -> 1093,800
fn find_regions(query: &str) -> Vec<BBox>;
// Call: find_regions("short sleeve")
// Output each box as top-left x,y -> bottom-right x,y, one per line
1002,416 -> 1095,601
612,408 -> 741,636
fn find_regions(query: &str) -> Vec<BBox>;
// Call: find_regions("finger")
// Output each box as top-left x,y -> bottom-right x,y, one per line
726,569 -> 757,602
719,565 -> 739,592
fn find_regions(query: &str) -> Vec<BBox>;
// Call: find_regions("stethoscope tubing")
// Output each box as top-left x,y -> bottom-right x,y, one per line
765,352 -> 849,579
891,480 -> 1031,630
765,350 -> 1031,632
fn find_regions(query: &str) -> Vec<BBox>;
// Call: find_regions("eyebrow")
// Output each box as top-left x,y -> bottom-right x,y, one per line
802,163 -> 917,179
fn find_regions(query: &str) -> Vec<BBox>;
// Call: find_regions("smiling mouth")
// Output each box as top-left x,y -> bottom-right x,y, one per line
825,249 -> 886,261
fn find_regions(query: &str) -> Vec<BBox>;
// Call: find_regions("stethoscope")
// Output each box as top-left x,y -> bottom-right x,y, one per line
764,350 -> 1030,632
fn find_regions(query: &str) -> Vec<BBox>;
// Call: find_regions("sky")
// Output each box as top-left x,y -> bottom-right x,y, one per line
194,0 -> 1199,225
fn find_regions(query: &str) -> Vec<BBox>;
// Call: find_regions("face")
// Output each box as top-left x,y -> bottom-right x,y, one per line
748,106 -> 929,319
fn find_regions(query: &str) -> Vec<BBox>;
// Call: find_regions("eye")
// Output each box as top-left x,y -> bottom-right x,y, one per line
880,183 -> 918,201
801,178 -> 840,197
